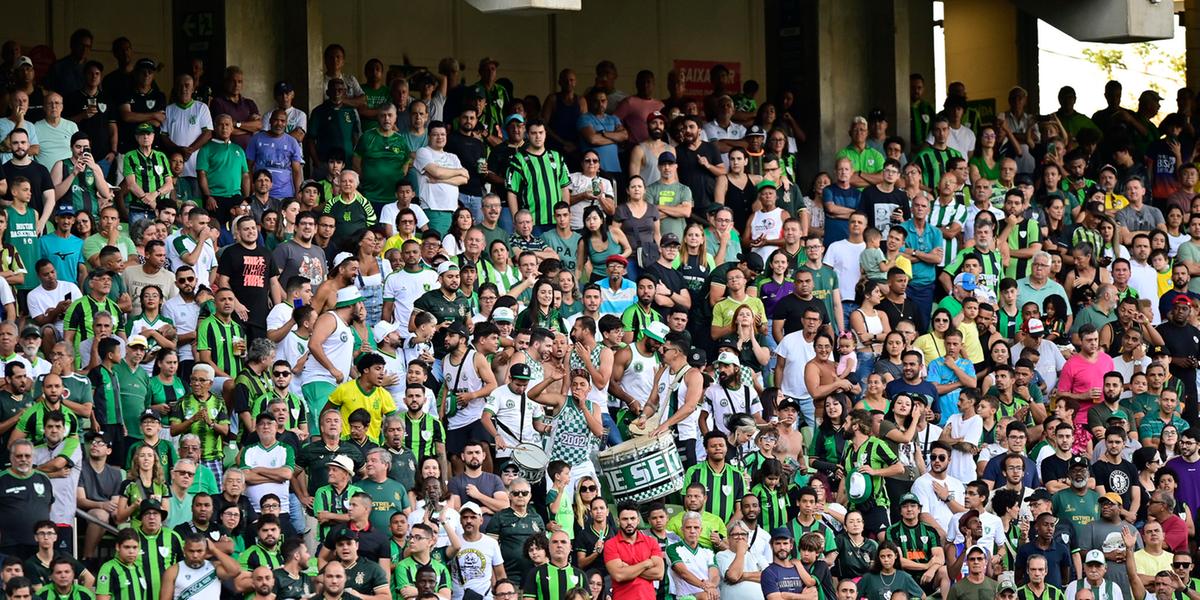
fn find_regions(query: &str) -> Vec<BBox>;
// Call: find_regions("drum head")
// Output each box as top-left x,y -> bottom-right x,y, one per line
512,443 -> 548,467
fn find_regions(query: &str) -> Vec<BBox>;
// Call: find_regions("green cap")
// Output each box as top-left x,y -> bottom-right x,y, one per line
135,122 -> 155,134
756,179 -> 777,191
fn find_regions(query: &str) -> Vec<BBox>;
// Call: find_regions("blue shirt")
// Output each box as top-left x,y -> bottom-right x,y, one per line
246,132 -> 304,198
36,233 -> 83,287
926,356 -> 975,425
899,219 -> 943,286
1015,540 -> 1075,587
577,113 -> 622,173
761,563 -> 808,596
821,184 -> 861,246
599,277 -> 637,317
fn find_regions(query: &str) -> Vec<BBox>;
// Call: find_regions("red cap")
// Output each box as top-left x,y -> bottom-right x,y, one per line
1173,295 -> 1193,307
605,254 -> 629,266
646,111 -> 666,124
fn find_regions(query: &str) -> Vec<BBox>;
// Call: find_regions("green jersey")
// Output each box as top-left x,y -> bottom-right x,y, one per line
1051,489 -> 1101,533
114,362 -> 151,438
523,563 -> 586,600
393,557 -> 451,596
125,438 -> 177,476
5,204 -> 40,289
196,314 -> 244,379
168,394 -> 230,461
402,411 -> 445,463
1003,218 -> 1042,280
240,542 -> 283,570
842,436 -> 899,509
1017,583 -> 1067,600
58,158 -> 102,215
752,483 -> 790,533
323,193 -> 378,247
789,516 -> 838,554
271,567 -> 314,600
506,148 -> 570,226
16,400 -> 82,445
620,303 -> 663,341
354,129 -> 411,204
912,100 -> 936,146
683,461 -> 747,523
36,585 -> 93,600
196,140 -> 248,197
357,477 -> 410,532
912,145 -> 963,190
313,483 -> 364,542
886,520 -> 941,566
412,289 -> 471,326
121,150 -> 171,211
64,294 -> 124,353
96,559 -> 145,600
137,527 -> 183,600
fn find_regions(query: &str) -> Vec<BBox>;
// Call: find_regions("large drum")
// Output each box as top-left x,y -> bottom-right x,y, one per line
510,443 -> 549,484
597,435 -> 684,503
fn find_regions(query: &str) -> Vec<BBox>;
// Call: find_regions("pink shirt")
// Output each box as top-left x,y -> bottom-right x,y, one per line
614,96 -> 665,144
1057,351 -> 1115,426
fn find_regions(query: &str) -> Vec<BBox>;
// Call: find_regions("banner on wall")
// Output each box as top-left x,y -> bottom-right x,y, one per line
672,60 -> 741,96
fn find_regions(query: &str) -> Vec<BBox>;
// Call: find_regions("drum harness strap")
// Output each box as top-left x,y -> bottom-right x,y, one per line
493,387 -> 528,447
721,383 -> 752,416
666,364 -> 692,420
445,349 -> 473,417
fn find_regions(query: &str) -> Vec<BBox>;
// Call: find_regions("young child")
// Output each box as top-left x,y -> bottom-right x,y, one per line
545,460 -> 574,538
797,532 -> 837,600
1151,249 -> 1172,297
835,331 -> 858,384
750,458 -> 790,533
279,305 -> 314,396
859,228 -> 888,283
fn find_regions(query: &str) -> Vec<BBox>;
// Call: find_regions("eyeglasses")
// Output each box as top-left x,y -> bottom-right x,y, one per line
580,485 -> 597,492
582,158 -> 599,164
35,530 -> 55,537
261,503 -> 280,510
933,318 -> 949,323
968,556 -> 986,562
174,470 -> 195,476
511,490 -> 531,497
931,454 -> 949,462
1175,562 -> 1193,568
729,532 -> 748,538
272,371 -> 292,377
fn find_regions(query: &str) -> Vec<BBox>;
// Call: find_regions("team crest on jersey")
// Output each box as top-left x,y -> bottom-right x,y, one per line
344,114 -> 352,124
184,573 -> 192,581
722,484 -> 731,496
633,362 -> 643,373
159,545 -> 171,558
354,572 -> 365,585
154,164 -> 164,175
920,535 -> 929,544
209,530 -> 220,541
33,482 -> 43,495
531,521 -> 540,533
189,115 -> 197,125
421,430 -> 432,441
506,399 -> 515,409
98,103 -> 107,112
339,332 -> 349,342
146,100 -> 156,109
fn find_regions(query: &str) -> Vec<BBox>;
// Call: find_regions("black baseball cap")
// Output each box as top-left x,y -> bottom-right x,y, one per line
687,348 -> 707,368
510,363 -> 532,381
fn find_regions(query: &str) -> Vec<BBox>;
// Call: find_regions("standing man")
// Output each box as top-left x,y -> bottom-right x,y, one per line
1158,297 -> 1200,411
0,439 -> 53,558
216,216 -> 282,342
303,287 -> 362,433
122,123 -> 174,225
507,119 -> 571,235
196,115 -> 250,226
673,116 -> 726,216
352,103 -> 410,212
248,109 -> 304,201
603,501 -> 666,600
899,195 -> 944,327
412,122 -> 468,235
273,212 -> 327,288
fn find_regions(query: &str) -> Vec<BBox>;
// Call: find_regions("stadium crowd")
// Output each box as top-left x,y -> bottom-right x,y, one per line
0,23 -> 1197,600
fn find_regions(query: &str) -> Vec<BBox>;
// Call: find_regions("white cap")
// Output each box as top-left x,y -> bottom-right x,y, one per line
1085,549 -> 1106,564
644,322 -> 669,343
492,307 -> 515,322
127,335 -> 149,348
372,320 -> 400,341
460,501 -> 484,515
437,262 -> 460,276
715,351 -> 740,366
327,455 -> 355,474
333,252 -> 356,267
1101,531 -> 1125,553
334,286 -> 364,309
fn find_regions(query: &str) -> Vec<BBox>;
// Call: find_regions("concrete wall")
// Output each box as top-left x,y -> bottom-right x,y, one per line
224,0 -> 286,104
319,0 -> 766,105
0,0 -> 173,85
943,0 -> 1020,113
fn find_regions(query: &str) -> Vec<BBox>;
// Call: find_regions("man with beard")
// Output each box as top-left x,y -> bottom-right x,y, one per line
273,212 -> 327,287
239,513 -> 284,570
1052,456 -> 1102,533
609,322 -> 664,420
162,265 -> 202,381
244,567 -> 276,600
450,502 -> 506,599
760,528 -> 819,600
701,353 -> 763,441
413,262 -> 471,354
273,537 -> 313,600
683,432 -> 746,525
482,362 -> 543,467
1091,427 -> 1141,521
159,534 -> 242,600
248,109 -> 303,201
1158,297 -> 1200,411
603,501 -> 666,600
442,324 -> 499,475
629,111 -> 670,185
3,130 -> 54,215
646,151 -> 694,243
638,332 -> 704,466
911,441 -> 966,532
303,286 -> 362,433
619,274 -> 664,344
173,492 -> 234,553
1076,493 -> 1139,600
13,373 -> 80,446
448,441 -> 507,528
217,216 -> 282,341
382,240 -> 437,327
167,208 -> 221,288
886,350 -> 940,413
673,115 -> 726,215
733,494 -> 771,564
665,484 -> 728,551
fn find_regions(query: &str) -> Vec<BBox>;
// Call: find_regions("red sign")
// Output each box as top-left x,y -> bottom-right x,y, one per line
672,60 -> 742,97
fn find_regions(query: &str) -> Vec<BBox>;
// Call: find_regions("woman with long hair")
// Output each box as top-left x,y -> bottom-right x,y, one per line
614,175 -> 660,268
809,393 -> 848,485
577,205 -> 630,284
1064,243 -> 1110,297
127,284 -> 177,374
441,206 -> 475,257
729,304 -> 770,375
872,331 -> 907,385
1165,205 -> 1188,254
765,126 -> 797,184
149,349 -> 185,420
757,249 -> 795,317
673,221 -> 715,293
832,510 -> 879,580
751,458 -> 790,533
978,339 -> 1012,390
1041,295 -> 1070,344
72,210 -> 95,240
572,476 -> 601,536
880,394 -> 927,489
804,332 -> 859,416
1098,216 -> 1126,261
1040,194 -> 1072,260
480,239 -> 522,296
260,209 -> 282,251
1159,424 -> 1181,463
515,278 -> 566,333
715,148 -> 762,229
856,373 -> 891,423
1133,446 -> 1160,525
349,226 -> 386,326
969,124 -> 1002,183
470,283 -> 501,325
850,280 -> 892,384
116,444 -> 168,525
858,541 -> 924,600
557,270 -> 582,316
804,171 -> 830,239
914,307 -> 954,361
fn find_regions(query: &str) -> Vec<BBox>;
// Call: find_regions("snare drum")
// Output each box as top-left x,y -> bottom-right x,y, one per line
597,435 -> 684,503
510,443 -> 549,484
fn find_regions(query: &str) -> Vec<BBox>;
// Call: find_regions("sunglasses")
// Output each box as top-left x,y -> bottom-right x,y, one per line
931,454 -> 949,462
580,485 -> 598,492
273,371 -> 292,377
177,276 -> 196,283
511,490 -> 531,497
1176,562 -> 1193,568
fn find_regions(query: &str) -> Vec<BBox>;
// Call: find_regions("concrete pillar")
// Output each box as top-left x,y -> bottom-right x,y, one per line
283,0 -> 323,111
943,0 -> 1020,119
1187,0 -> 1200,91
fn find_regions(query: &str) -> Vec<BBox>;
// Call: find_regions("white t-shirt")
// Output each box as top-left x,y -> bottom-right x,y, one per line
911,473 -> 966,529
749,208 -> 786,262
162,295 -> 200,361
715,549 -> 768,600
413,147 -> 463,212
703,120 -> 747,165
163,101 -> 214,177
449,533 -> 502,600
166,233 -> 218,286
944,413 -> 983,482
380,202 -> 429,232
408,501 -> 462,551
278,331 -> 308,396
567,173 -> 615,230
383,268 -> 439,330
703,381 -> 762,436
259,106 -> 308,135
1010,338 -> 1066,391
825,240 -> 866,301
1128,260 -> 1161,323
928,124 -> 976,160
947,508 -> 1007,554
775,330 -> 814,399
27,282 -> 82,337
484,384 -> 544,457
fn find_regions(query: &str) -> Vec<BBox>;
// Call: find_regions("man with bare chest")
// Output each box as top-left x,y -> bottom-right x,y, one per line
774,399 -> 807,474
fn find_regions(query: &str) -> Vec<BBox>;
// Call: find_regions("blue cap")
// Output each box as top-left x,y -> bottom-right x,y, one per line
658,151 -> 677,164
770,527 -> 792,541
954,272 -> 977,292
504,114 -> 525,125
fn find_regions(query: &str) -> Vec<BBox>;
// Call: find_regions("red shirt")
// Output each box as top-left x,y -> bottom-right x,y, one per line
1160,512 -> 1188,552
603,532 -> 663,600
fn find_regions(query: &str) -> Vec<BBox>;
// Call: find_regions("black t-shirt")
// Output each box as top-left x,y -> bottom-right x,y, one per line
1040,454 -> 1070,485
879,296 -> 920,330
772,293 -> 829,336
572,519 -> 616,579
444,131 -> 486,196
63,88 -> 115,157
644,261 -> 690,314
2,160 -> 53,209
117,87 -> 167,152
216,243 -> 280,331
675,141 -> 722,213
859,186 -> 911,233
1090,458 -> 1140,507
321,524 -> 389,562
488,144 -> 521,196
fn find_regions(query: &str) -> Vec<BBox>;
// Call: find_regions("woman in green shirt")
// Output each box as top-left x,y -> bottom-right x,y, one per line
115,445 -> 169,527
516,279 -> 566,333
969,125 -> 1002,183
859,541 -> 925,600
149,349 -> 186,418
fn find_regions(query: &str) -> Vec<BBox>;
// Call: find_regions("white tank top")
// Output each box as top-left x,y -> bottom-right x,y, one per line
619,344 -> 659,410
303,312 -> 354,385
173,561 -> 219,600
655,365 -> 699,441
445,349 -> 485,430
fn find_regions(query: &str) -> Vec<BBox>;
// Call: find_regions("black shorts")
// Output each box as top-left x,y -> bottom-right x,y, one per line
859,503 -> 891,535
446,421 -> 492,456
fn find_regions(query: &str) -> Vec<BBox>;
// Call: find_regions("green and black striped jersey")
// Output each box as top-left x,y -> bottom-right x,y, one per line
196,315 -> 244,379
912,145 -> 963,190
1017,583 -> 1067,600
506,147 -> 569,226
885,520 -> 941,565
393,557 -> 451,595
403,411 -> 445,463
36,584 -> 94,600
240,542 -> 283,570
683,461 -> 747,523
96,559 -> 146,600
137,527 -> 183,600
523,563 -> 586,600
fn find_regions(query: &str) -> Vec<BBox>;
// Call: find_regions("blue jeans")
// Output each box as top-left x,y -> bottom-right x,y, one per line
907,282 -> 934,331
459,193 -> 483,223
797,396 -> 816,429
842,300 -> 859,334
288,492 -> 306,534
601,413 -> 622,448
854,351 -> 876,399
499,206 -> 514,234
